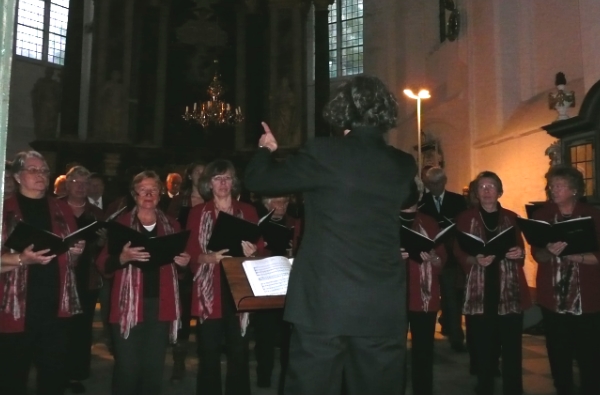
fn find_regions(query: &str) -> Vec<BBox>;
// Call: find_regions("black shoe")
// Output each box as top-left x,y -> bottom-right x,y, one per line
68,381 -> 86,394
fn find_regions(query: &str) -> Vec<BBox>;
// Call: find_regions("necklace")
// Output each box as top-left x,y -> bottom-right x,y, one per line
67,200 -> 86,208
479,211 -> 499,232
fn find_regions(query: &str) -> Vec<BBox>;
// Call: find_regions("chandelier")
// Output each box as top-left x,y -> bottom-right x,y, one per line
183,60 -> 243,128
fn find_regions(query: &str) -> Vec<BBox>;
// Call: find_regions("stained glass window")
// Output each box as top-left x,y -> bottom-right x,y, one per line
328,0 -> 363,78
15,0 -> 69,65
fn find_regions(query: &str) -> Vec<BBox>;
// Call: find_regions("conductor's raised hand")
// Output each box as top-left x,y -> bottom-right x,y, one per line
258,122 -> 278,152
119,241 -> 150,264
20,244 -> 56,265
174,252 -> 191,267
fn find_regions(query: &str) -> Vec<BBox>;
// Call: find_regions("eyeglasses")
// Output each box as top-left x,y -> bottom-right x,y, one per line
22,167 -> 51,176
549,184 -> 570,191
135,189 -> 160,197
478,184 -> 497,191
212,176 -> 233,183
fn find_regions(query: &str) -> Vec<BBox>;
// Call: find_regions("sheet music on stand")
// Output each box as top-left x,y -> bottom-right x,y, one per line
242,256 -> 294,296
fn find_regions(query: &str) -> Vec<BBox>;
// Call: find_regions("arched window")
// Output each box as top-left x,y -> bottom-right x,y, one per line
328,0 -> 363,78
14,0 -> 69,65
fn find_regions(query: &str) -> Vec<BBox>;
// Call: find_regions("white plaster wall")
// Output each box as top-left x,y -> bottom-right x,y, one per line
360,0 -> 600,285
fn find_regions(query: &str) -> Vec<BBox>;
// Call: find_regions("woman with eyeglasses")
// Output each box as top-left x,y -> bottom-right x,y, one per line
531,165 -> 600,395
0,151 -> 85,394
186,159 -> 264,395
96,170 -> 190,394
453,171 -> 530,395
61,165 -> 105,393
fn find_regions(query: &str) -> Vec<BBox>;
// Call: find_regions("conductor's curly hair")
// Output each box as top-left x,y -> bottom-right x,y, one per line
323,75 -> 398,132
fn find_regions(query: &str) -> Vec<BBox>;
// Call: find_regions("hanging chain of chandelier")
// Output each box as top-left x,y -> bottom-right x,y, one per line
182,61 -> 243,128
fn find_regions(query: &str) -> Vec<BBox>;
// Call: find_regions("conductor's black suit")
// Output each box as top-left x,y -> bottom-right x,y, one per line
244,127 -> 417,394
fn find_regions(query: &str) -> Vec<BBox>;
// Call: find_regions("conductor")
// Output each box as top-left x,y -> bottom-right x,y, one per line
244,76 -> 417,394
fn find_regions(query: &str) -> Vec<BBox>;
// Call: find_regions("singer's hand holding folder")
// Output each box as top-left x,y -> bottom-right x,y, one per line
456,226 -> 516,257
106,221 -> 191,268
516,216 -> 598,256
4,220 -> 100,255
207,212 -> 265,257
400,224 -> 455,262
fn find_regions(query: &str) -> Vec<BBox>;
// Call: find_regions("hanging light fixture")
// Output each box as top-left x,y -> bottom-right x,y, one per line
183,60 -> 243,128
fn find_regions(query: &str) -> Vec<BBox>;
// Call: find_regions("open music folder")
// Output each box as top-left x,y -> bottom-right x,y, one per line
106,221 -> 191,268
206,211 -> 271,257
516,216 -> 598,256
4,220 -> 100,255
400,223 -> 455,262
456,226 -> 516,257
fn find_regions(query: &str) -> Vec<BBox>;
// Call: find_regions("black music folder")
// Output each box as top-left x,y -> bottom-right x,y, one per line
206,212 -> 265,257
400,224 -> 455,262
516,216 -> 598,256
524,202 -> 545,219
4,220 -> 100,255
106,221 -> 191,268
456,226 -> 516,257
261,220 -> 294,255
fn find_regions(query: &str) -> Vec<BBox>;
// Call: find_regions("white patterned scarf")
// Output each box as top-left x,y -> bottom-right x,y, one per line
549,214 -> 582,315
413,220 -> 434,312
463,213 -> 522,315
117,207 -> 181,342
193,204 -> 249,336
1,198 -> 82,320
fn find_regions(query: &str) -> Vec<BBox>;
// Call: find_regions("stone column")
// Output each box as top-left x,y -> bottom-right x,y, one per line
91,0 -> 110,140
244,0 -> 268,148
122,0 -> 135,142
267,0 -> 309,147
78,0 -> 94,140
59,0 -> 85,138
313,0 -> 333,137
234,2 -> 247,150
153,0 -> 170,146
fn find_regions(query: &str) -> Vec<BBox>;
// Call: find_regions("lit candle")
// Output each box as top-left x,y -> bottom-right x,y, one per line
193,102 -> 197,111
227,104 -> 231,111
186,105 -> 189,113
208,101 -> 212,108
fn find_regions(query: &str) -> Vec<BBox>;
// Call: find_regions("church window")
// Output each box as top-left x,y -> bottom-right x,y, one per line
328,0 -> 363,78
15,0 -> 69,65
569,142 -> 595,197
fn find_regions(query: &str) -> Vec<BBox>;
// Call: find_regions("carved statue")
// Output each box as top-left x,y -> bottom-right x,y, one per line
544,140 -> 562,166
272,77 -> 296,146
31,67 -> 61,139
99,71 -> 126,142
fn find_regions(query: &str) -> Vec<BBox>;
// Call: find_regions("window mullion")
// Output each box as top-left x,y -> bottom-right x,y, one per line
42,0 -> 50,62
336,0 -> 342,77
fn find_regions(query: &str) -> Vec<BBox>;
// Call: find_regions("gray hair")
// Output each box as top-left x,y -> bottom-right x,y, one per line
11,150 -> 47,175
262,195 -> 291,207
66,165 -> 91,180
425,166 -> 447,183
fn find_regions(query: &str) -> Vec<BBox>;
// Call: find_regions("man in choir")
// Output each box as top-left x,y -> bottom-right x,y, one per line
244,75 -> 417,395
419,166 -> 467,352
87,173 -> 108,210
